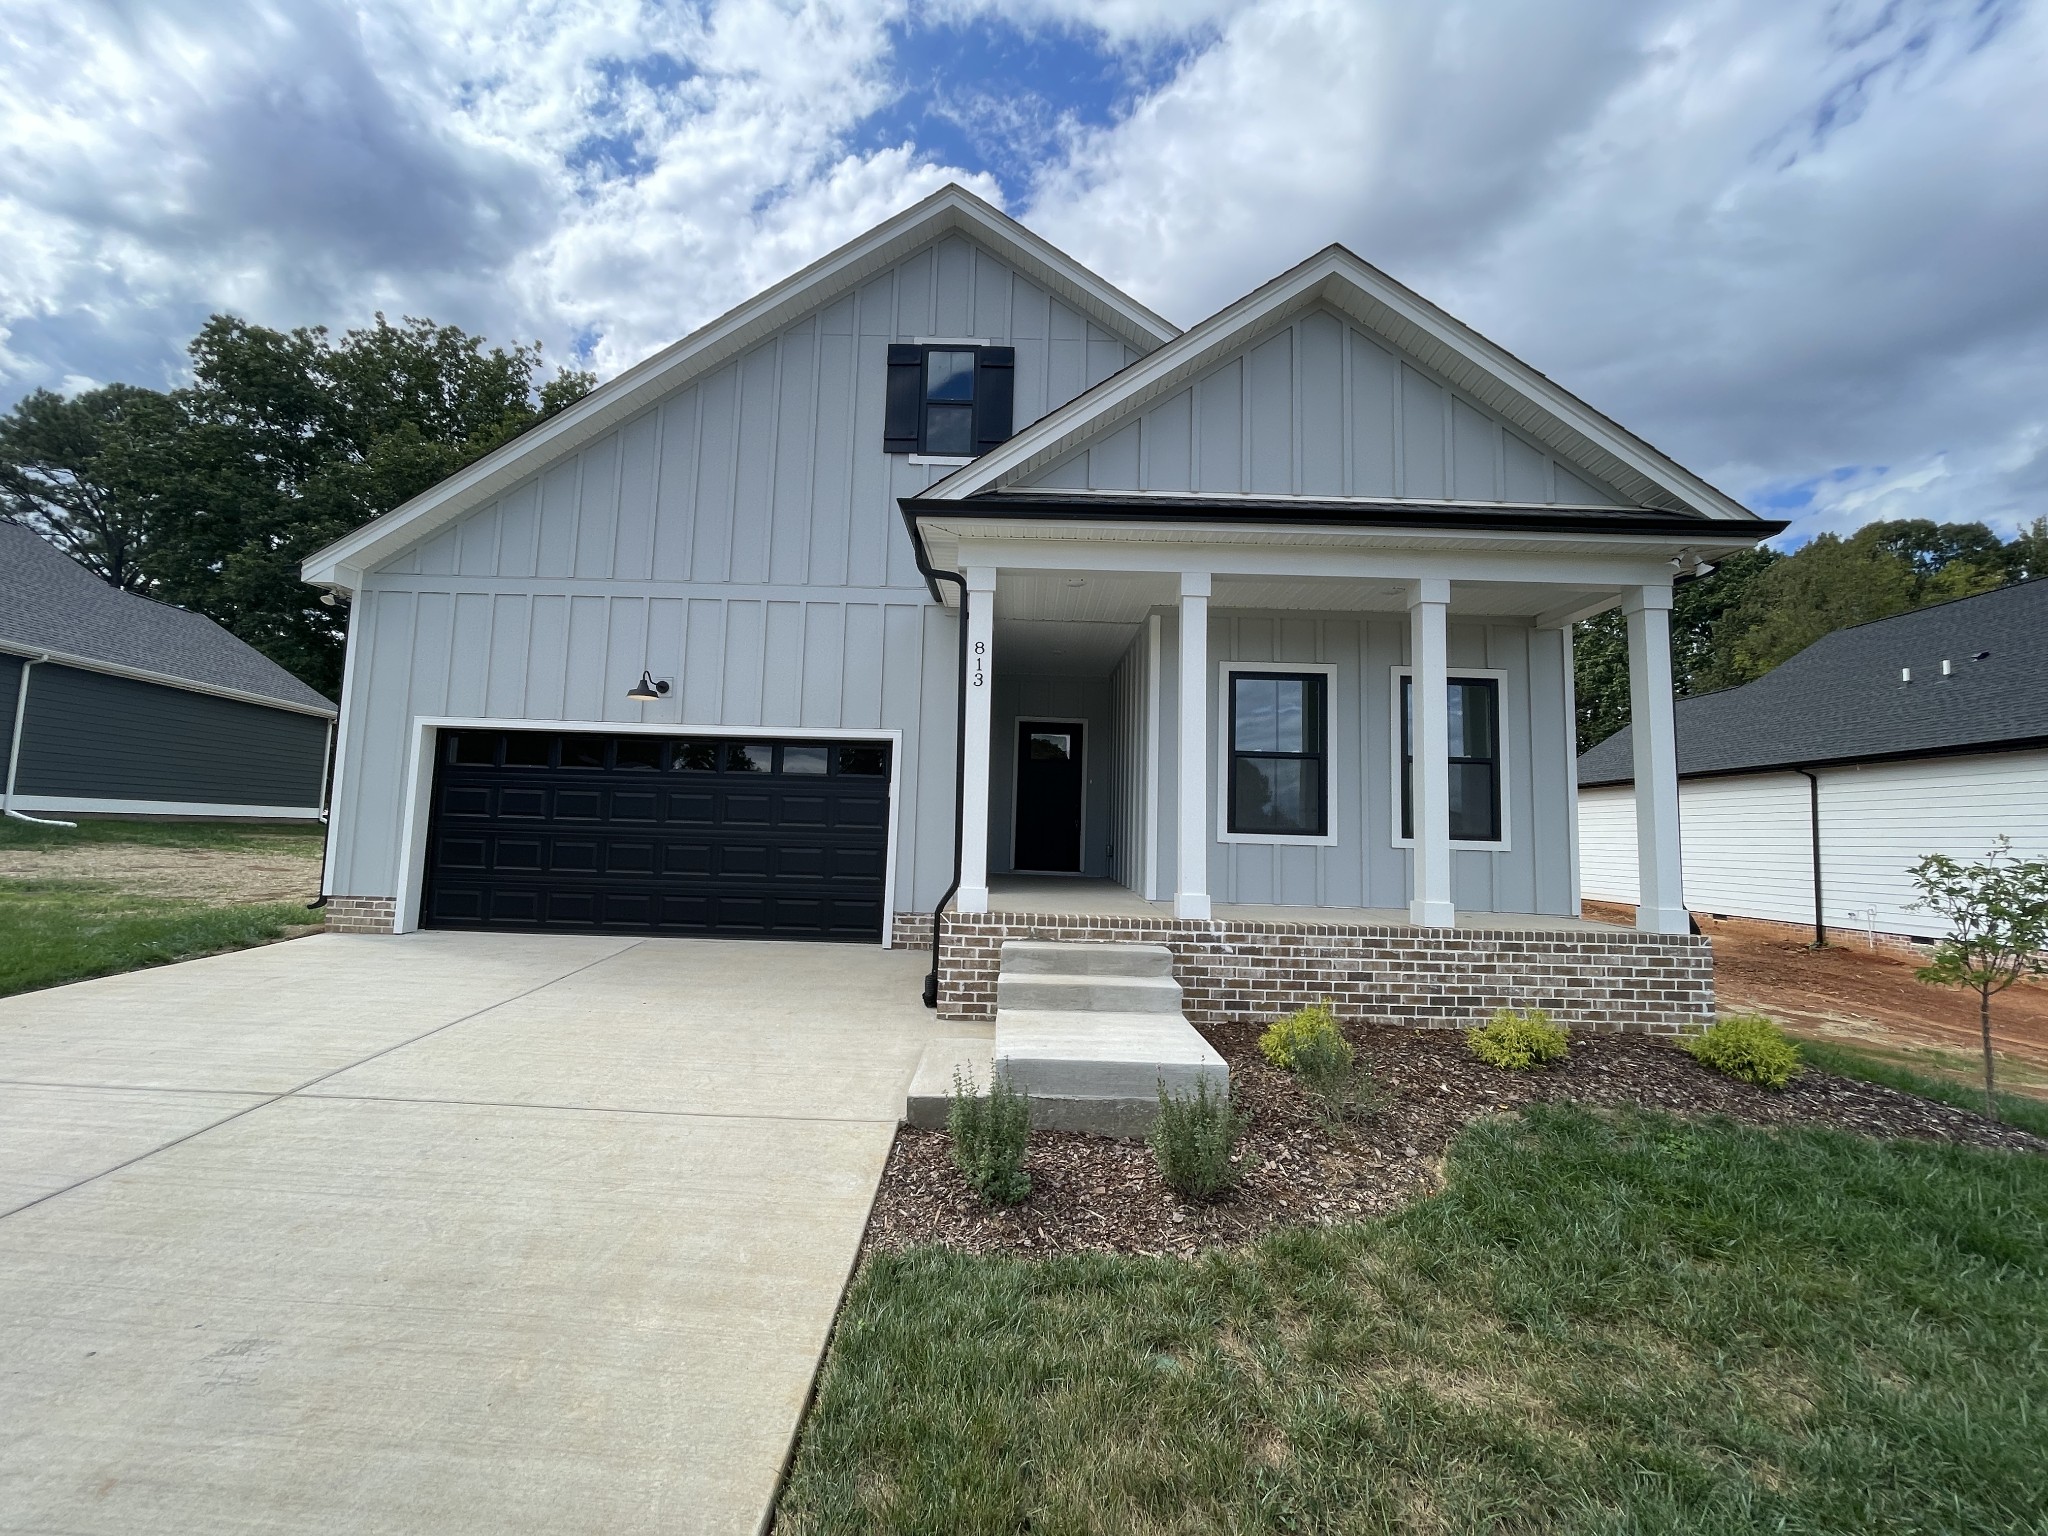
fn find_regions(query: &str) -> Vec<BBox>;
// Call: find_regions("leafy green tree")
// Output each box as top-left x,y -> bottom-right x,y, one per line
1909,838 -> 2048,1122
0,314 -> 595,698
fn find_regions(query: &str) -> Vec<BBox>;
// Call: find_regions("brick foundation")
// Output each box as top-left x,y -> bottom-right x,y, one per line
894,910 -> 1715,1035
324,896 -> 398,934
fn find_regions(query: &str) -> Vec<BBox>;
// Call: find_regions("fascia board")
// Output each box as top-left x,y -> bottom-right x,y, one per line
927,247 -> 1758,523
0,639 -> 338,718
301,187 -> 1179,589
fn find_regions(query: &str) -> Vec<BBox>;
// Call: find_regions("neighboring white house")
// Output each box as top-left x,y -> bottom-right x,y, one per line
300,185 -> 1783,1029
1578,578 -> 2048,942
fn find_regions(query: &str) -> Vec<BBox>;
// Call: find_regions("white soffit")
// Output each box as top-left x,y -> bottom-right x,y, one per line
925,248 -> 1756,521
301,185 -> 1180,588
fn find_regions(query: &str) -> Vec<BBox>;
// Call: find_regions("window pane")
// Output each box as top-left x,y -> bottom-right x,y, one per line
450,731 -> 497,766
1028,732 -> 1072,761
1450,761 -> 1499,840
1233,756 -> 1322,835
726,742 -> 772,773
560,735 -> 606,769
925,350 -> 976,402
671,740 -> 719,772
781,745 -> 828,775
924,403 -> 973,455
1233,677 -> 1277,752
614,738 -> 662,771
504,733 -> 551,767
1450,681 -> 1496,759
838,745 -> 887,776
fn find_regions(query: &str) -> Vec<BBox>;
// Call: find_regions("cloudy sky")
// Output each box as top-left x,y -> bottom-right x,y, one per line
3,0 -> 2044,542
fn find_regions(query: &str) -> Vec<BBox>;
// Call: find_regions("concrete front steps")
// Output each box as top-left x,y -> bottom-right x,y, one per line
904,940 -> 1227,1138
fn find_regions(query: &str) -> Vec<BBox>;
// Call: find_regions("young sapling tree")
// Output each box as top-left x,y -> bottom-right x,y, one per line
1908,837 -> 2048,1122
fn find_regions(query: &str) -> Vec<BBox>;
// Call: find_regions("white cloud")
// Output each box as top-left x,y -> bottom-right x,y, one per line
2,0 -> 2045,543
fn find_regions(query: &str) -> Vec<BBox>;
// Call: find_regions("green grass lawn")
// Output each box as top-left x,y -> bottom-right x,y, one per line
779,1106 -> 2048,1534
1798,1037 -> 2048,1139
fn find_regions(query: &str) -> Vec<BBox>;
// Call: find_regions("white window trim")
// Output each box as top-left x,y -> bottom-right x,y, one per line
393,717 -> 903,944
1008,715 -> 1092,874
909,454 -> 976,467
1389,665 -> 1512,853
912,336 -> 995,346
1215,662 -> 1340,848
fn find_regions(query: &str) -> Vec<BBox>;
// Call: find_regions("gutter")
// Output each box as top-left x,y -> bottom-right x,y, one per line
3,655 -> 78,827
899,498 -> 971,1008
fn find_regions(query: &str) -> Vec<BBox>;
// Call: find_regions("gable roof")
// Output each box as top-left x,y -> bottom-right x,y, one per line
1577,578 -> 2048,786
0,523 -> 336,715
922,246 -> 1757,520
301,185 -> 1178,589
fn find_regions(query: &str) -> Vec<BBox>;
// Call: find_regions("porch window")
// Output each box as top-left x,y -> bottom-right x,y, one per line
1228,672 -> 1327,836
1400,676 -> 1501,842
883,344 -> 1015,456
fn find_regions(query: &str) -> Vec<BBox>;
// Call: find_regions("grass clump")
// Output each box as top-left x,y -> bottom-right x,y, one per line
0,880 -> 317,999
1258,1000 -> 1343,1069
1466,1006 -> 1570,1070
1685,1011 -> 1804,1089
780,1107 -> 2048,1534
1149,1077 -> 1248,1199
948,1068 -> 1031,1206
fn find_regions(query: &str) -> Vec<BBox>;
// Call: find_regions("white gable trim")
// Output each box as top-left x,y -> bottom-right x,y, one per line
301,186 -> 1178,589
923,247 -> 1756,521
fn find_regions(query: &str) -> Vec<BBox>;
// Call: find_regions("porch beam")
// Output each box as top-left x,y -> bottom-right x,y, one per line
950,539 -> 1684,590
1534,592 -> 1622,629
1624,584 -> 1688,934
1407,578 -> 1456,927
1175,571 -> 1212,920
956,566 -> 997,915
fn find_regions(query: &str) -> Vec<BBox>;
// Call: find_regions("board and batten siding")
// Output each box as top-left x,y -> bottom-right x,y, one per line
1021,306 -> 1626,505
1107,626 -> 1152,895
1578,749 -> 2048,938
329,234 -> 1139,908
1144,607 -> 1578,916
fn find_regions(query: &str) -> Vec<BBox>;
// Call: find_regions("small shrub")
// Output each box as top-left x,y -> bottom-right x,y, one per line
1685,1012 -> 1804,1090
1289,1028 -> 1389,1128
1150,1077 -> 1249,1200
1467,1008 -> 1571,1071
1260,1000 -> 1345,1069
949,1068 -> 1031,1205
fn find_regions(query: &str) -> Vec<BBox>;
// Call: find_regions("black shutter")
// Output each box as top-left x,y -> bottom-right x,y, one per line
884,345 -> 923,453
974,347 -> 1015,452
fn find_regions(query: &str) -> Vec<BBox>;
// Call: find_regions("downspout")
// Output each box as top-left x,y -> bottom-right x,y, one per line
899,498 -> 969,1010
4,655 -> 78,828
1794,767 -> 1824,947
307,716 -> 337,910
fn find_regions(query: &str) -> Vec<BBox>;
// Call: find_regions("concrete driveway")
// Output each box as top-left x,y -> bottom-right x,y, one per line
0,931 -> 939,1535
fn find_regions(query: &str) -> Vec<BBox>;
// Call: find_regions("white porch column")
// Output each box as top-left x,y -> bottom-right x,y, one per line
1624,585 -> 1687,933
1175,571 -> 1212,920
1407,579 -> 1455,927
956,566 -> 997,915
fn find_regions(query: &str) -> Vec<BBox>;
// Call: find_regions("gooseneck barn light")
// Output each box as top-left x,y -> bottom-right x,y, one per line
626,670 -> 672,703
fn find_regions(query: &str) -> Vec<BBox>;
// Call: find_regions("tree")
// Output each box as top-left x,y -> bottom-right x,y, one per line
1908,838 -> 2048,1122
0,382 -> 176,591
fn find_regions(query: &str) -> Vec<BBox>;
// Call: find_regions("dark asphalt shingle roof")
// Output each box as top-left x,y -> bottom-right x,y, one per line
0,522 -> 335,714
1578,578 -> 2048,786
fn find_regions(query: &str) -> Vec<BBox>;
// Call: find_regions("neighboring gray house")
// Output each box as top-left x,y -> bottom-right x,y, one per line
1,523 -> 336,820
1579,578 -> 2048,943
301,186 -> 1781,1029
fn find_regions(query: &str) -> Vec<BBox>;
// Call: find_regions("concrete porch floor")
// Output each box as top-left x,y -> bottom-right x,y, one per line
986,874 -> 1633,933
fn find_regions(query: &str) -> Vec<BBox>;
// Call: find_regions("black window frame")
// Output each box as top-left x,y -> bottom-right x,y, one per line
883,344 -> 1015,456
1226,670 -> 1329,838
1399,674 -> 1502,843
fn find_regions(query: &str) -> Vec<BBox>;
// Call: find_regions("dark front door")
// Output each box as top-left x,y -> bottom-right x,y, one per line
1013,721 -> 1084,873
420,730 -> 892,940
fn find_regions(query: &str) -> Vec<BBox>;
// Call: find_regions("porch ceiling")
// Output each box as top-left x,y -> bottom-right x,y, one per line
992,568 -> 1619,625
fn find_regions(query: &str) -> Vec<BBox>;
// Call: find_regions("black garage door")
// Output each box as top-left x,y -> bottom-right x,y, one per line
421,730 -> 891,940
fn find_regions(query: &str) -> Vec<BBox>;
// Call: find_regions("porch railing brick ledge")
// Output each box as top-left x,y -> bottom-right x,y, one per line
890,909 -> 1715,1036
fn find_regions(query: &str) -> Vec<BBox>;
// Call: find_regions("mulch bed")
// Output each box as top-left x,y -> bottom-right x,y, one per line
862,1021 -> 2048,1260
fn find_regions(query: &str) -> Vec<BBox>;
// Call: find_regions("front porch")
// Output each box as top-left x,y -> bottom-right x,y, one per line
983,874 -> 1625,931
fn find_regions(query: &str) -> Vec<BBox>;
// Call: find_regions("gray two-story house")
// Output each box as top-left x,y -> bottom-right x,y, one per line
301,187 -> 1779,1030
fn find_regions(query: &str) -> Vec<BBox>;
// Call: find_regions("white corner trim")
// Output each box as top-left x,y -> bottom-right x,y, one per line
1215,661 -> 1341,847
1388,664 -> 1513,853
391,717 -> 905,945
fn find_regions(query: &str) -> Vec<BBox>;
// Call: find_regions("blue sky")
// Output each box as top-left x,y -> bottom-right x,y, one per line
2,0 -> 2046,544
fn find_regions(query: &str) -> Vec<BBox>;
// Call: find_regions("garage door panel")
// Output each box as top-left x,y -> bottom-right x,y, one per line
422,731 -> 891,942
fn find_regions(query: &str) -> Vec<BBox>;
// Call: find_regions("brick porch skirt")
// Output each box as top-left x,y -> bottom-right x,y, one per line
324,896 -> 398,934
890,910 -> 1715,1034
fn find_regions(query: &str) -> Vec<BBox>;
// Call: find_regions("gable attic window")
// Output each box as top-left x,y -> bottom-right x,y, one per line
884,344 -> 1014,458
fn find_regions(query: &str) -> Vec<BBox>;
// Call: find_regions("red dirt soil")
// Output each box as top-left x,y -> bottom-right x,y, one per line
1583,900 -> 2048,1083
